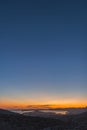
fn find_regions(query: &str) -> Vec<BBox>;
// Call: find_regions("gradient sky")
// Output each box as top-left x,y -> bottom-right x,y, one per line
0,0 -> 87,108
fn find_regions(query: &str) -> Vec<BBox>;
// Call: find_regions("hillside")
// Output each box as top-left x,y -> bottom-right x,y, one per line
0,109 -> 65,130
0,109 -> 18,115
0,109 -> 87,130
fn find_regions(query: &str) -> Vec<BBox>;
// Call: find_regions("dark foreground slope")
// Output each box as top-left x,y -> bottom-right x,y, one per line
0,109 -> 87,130
0,109 -> 18,115
0,109 -> 65,130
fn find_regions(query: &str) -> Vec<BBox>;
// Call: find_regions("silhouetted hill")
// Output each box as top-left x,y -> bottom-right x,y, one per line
0,109 -> 65,130
0,109 -> 18,115
78,111 -> 87,117
73,111 -> 87,122
0,109 -> 87,130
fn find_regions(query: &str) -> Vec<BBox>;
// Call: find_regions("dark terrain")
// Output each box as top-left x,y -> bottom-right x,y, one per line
0,109 -> 87,130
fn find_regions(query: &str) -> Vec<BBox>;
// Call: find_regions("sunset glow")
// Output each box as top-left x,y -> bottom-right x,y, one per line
0,99 -> 87,109
0,0 -> 87,111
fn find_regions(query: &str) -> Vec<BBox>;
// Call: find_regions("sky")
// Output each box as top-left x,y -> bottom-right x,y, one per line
0,0 -> 87,108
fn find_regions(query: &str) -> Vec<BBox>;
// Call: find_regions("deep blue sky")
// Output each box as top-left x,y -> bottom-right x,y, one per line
0,0 -> 87,107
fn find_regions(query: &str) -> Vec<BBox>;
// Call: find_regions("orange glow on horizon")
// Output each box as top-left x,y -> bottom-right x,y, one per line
0,97 -> 87,109
0,101 -> 87,109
